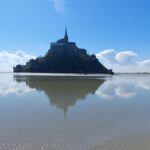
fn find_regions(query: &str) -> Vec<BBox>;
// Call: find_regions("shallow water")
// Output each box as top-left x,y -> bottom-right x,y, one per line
0,73 -> 150,150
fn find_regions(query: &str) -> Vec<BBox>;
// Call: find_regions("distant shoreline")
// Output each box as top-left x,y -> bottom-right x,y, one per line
115,72 -> 150,75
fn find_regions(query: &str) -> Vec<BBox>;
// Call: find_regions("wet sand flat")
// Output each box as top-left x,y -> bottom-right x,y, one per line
0,73 -> 150,150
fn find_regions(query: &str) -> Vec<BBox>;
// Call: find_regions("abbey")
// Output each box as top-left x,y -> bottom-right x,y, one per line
13,29 -> 113,74
50,28 -> 87,56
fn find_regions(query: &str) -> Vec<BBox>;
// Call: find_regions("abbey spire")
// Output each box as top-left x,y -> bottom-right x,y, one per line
64,27 -> 69,43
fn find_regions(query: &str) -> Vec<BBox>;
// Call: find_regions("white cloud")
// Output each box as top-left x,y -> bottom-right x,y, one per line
96,49 -> 116,64
0,50 -> 35,72
50,0 -> 65,14
96,49 -> 150,73
137,59 -> 150,67
115,51 -> 137,64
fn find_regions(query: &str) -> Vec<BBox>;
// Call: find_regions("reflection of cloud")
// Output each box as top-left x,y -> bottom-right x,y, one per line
96,80 -> 115,100
96,77 -> 150,100
136,79 -> 150,90
115,86 -> 136,98
0,82 -> 34,95
0,74 -> 35,95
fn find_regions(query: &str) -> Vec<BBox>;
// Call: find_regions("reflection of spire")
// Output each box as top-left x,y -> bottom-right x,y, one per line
64,107 -> 68,120
64,27 -> 68,42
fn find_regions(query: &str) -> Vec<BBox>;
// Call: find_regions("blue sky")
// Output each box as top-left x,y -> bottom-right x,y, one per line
0,0 -> 150,72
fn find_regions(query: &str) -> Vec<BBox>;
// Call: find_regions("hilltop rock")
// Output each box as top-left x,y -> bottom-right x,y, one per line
13,29 -> 113,74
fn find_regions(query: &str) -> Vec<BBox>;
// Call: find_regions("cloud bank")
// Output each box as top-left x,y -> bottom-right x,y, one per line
96,49 -> 150,73
0,50 -> 35,72
50,0 -> 65,14
0,49 -> 149,73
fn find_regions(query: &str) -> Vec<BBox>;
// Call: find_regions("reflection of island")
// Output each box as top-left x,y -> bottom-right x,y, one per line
14,75 -> 105,116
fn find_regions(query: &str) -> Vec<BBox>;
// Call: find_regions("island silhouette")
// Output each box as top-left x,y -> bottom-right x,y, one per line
14,75 -> 106,117
13,29 -> 113,74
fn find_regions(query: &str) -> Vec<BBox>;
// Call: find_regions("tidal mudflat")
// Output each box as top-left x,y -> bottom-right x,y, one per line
0,73 -> 150,150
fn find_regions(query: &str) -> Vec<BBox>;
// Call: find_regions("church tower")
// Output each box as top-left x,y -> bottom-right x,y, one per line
64,28 -> 69,43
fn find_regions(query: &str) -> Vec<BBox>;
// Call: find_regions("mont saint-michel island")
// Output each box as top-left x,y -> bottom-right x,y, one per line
13,29 -> 113,74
